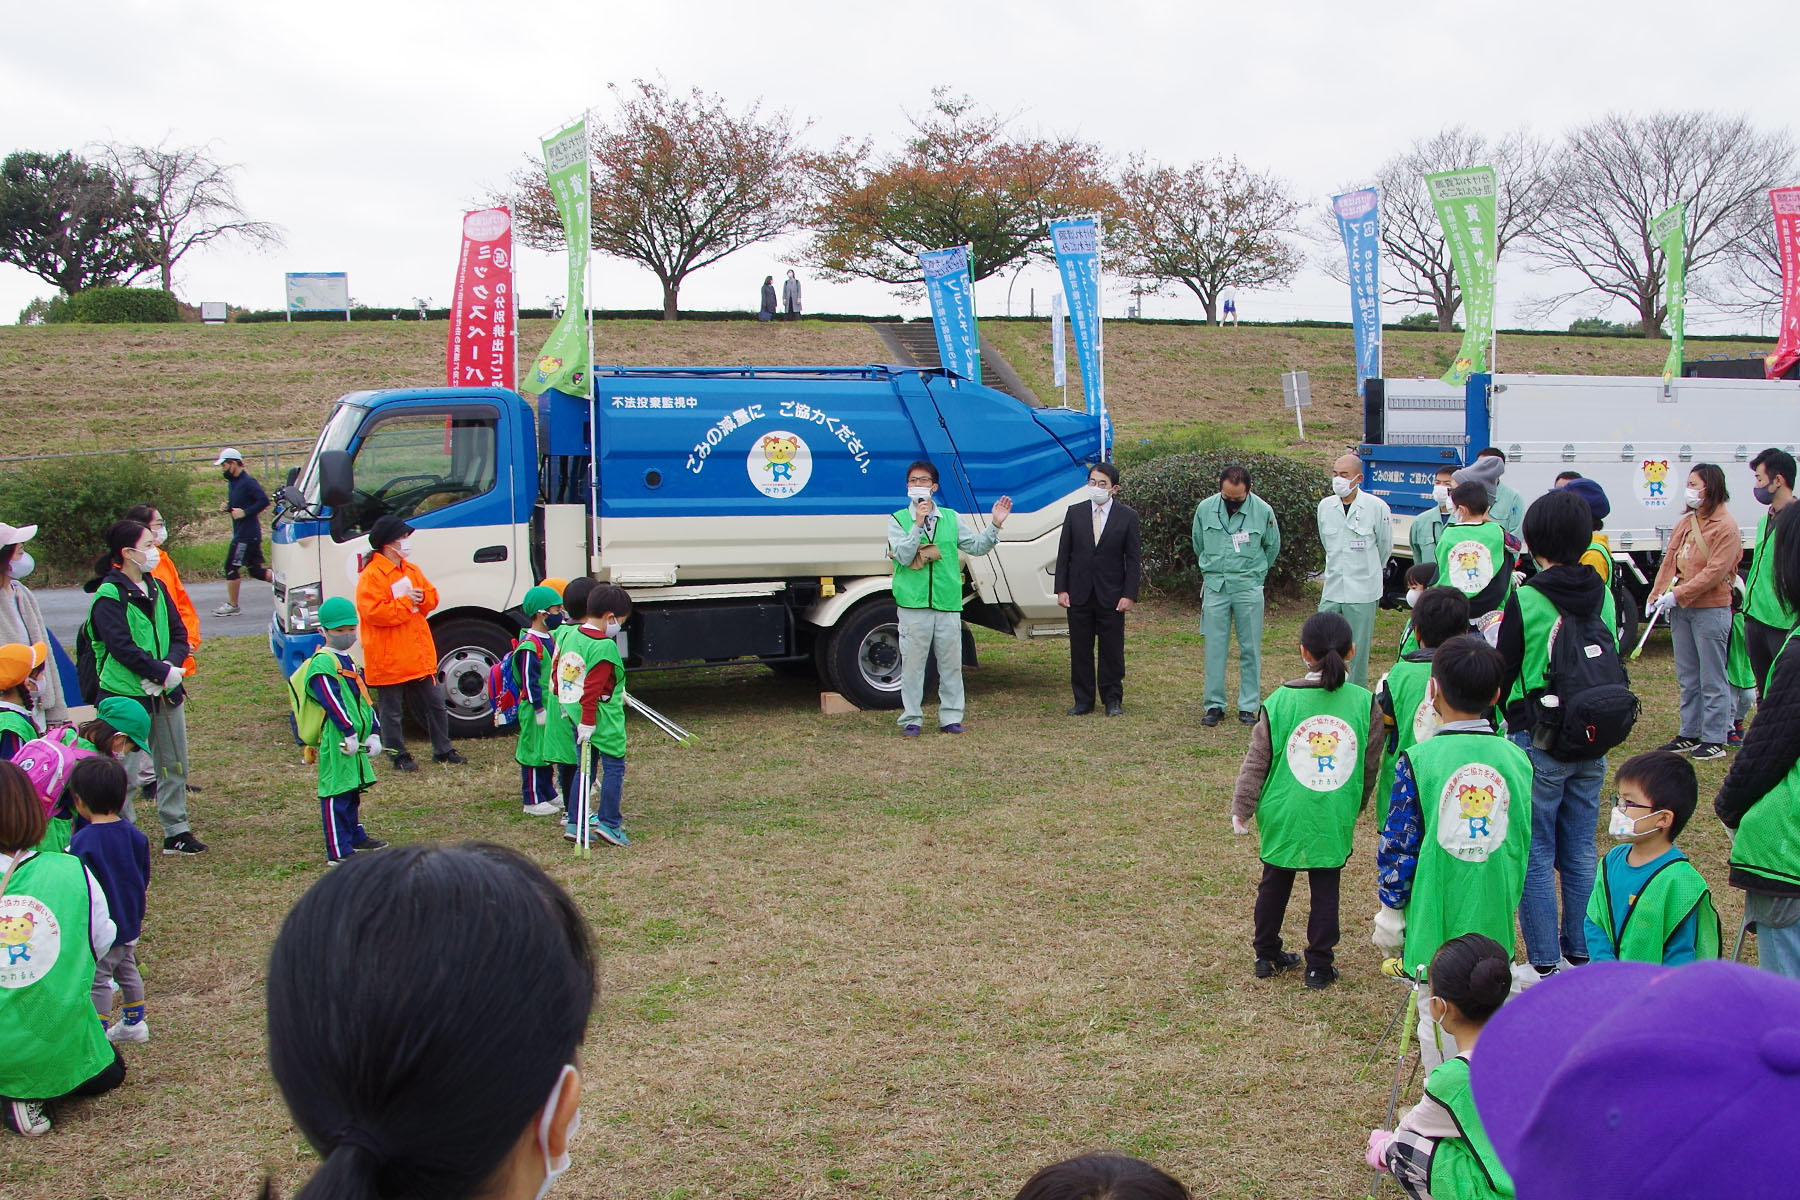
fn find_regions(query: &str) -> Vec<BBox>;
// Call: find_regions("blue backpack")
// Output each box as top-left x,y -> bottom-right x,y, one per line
488,639 -> 522,728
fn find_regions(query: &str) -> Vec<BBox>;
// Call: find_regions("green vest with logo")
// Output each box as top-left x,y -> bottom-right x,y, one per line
555,628 -> 626,758
1423,1056 -> 1516,1199
1745,511 -> 1797,632
0,852 -> 117,1099
1377,652 -> 1439,832
515,629 -> 578,768
1586,848 -> 1720,963
1255,682 -> 1373,869
1731,629 -> 1800,886
1399,730 -> 1534,974
1436,520 -> 1511,616
302,649 -> 377,798
88,579 -> 173,697
891,507 -> 965,613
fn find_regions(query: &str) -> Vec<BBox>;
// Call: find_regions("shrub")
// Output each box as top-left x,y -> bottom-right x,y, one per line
16,295 -> 66,325
1113,424 -> 1236,469
60,287 -> 180,324
1122,449 -> 1330,598
0,453 -> 202,581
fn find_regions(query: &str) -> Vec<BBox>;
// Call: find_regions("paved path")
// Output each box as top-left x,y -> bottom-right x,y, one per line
34,580 -> 274,646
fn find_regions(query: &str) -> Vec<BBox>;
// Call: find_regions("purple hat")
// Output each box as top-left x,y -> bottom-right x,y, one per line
1562,476 -> 1611,523
1472,960 -> 1800,1199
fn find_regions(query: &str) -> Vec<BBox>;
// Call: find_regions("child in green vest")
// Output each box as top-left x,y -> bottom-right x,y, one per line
1231,611 -> 1382,990
1584,751 -> 1720,964
1436,483 -> 1514,624
512,585 -> 569,817
1367,932 -> 1516,1200
1378,587 -> 1470,829
0,642 -> 47,759
550,578 -> 595,829
1375,635 -> 1534,1067
1397,563 -> 1440,658
303,598 -> 387,866
555,583 -> 632,847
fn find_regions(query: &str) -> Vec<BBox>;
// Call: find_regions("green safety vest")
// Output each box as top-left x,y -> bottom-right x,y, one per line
1586,847 -> 1721,964
891,507 -> 965,612
1398,620 -> 1419,659
1588,539 -> 1617,644
1423,1056 -> 1516,1199
0,852 -> 117,1100
35,818 -> 72,855
1730,628 -> 1800,887
1437,520 -> 1511,616
515,630 -> 578,767
1729,611 -> 1756,691
1399,730 -> 1534,974
555,627 -> 626,758
1377,651 -> 1439,832
302,649 -> 377,799
0,707 -> 36,750
1503,586 -> 1564,713
88,579 -> 173,698
1255,682 -> 1373,869
1745,511 -> 1797,631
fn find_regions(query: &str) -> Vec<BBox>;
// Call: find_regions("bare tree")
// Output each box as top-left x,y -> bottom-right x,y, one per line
502,80 -> 807,321
1314,126 -> 1554,330
1524,112 -> 1795,336
1111,156 -> 1304,323
1695,181 -> 1794,322
97,139 -> 283,292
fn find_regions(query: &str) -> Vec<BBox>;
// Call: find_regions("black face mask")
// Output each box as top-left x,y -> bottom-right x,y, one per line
1224,496 -> 1245,514
221,469 -> 235,482
544,613 -> 566,630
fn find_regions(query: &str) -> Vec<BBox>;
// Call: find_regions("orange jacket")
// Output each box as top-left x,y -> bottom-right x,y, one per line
354,553 -> 440,685
149,553 -> 200,675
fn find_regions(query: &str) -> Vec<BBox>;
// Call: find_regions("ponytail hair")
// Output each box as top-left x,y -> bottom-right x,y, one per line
1429,932 -> 1512,1024
93,519 -> 149,581
1299,611 -> 1355,690
76,718 -> 125,754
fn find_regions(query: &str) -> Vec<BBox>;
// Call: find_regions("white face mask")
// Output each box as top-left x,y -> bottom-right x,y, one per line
604,619 -> 622,638
136,545 -> 161,571
1405,589 -> 1420,609
1609,806 -> 1655,840
1432,484 -> 1452,510
7,551 -> 33,580
534,1065 -> 581,1200
396,537 -> 414,557
1086,484 -> 1112,504
153,527 -> 168,545
906,485 -> 933,502
1684,487 -> 1702,510
1331,476 -> 1355,500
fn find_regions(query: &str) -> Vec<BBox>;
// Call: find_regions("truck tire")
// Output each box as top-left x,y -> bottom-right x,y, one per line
821,600 -> 908,711
1612,578 -> 1639,653
433,617 -> 513,739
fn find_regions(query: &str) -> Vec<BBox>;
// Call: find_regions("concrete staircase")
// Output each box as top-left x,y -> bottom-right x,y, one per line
869,321 -> 1041,407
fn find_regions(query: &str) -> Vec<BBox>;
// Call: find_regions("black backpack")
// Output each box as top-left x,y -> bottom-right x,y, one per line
1531,602 -> 1639,761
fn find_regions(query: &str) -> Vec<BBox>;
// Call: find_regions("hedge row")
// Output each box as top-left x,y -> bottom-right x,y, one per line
45,287 -> 181,324
0,453 -> 203,581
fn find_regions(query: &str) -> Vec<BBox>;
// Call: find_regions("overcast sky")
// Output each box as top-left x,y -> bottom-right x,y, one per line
2,0 -> 1791,335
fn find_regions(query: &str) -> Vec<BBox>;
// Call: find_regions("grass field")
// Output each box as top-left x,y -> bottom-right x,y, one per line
1,596 -> 1742,1200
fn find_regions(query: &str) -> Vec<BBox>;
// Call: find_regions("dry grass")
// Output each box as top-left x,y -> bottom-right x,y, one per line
1,595 -> 1739,1200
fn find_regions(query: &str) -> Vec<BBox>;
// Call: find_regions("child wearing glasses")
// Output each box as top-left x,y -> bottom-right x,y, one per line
1584,750 -> 1721,964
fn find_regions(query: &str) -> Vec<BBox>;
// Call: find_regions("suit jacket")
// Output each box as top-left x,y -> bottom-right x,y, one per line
1055,500 -> 1142,607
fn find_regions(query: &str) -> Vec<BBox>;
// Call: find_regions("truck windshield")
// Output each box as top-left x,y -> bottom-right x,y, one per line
292,402 -> 366,510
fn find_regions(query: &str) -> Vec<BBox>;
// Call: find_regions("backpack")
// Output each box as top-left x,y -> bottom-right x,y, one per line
1532,602 -> 1640,761
11,726 -> 97,816
489,638 -> 523,728
287,661 -> 329,748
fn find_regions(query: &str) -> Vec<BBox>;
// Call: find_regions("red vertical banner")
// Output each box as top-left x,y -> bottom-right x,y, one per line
447,207 -> 517,389
1769,187 -> 1800,380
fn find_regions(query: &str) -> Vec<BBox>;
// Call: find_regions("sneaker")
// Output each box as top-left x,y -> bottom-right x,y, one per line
939,723 -> 966,734
391,753 -> 419,772
1691,742 -> 1727,761
563,817 -> 602,843
901,724 -> 922,739
324,856 -> 347,868
523,801 -> 561,816
161,832 -> 207,855
1657,736 -> 1701,755
433,749 -> 468,765
595,822 -> 631,847
107,1019 -> 149,1044
6,1099 -> 50,1137
1201,707 -> 1225,727
352,838 -> 389,853
1253,950 -> 1301,979
1304,966 -> 1340,991
212,603 -> 241,617
1728,721 -> 1746,748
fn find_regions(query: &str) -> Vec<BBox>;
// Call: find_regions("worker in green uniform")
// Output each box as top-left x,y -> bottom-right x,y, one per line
1409,465 -> 1456,570
1191,465 -> 1281,726
1316,453 -> 1393,688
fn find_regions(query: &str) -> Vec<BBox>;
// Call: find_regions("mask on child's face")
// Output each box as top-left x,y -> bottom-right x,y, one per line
1405,588 -> 1421,609
604,619 -> 622,638
1609,806 -> 1655,840
325,630 -> 357,651
545,612 -> 566,629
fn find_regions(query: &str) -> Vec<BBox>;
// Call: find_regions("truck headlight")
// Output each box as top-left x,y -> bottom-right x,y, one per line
285,585 -> 323,632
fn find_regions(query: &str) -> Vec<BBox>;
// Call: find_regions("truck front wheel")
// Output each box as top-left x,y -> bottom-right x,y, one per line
822,601 -> 908,710
433,617 -> 513,739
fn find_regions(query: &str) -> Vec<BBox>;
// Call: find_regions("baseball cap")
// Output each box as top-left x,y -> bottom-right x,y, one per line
316,596 -> 358,629
1472,960 -> 1800,1199
94,696 -> 152,748
0,642 -> 47,690
213,448 -> 244,465
1562,477 -> 1612,524
539,577 -> 569,596
522,585 -> 562,617
0,522 -> 38,547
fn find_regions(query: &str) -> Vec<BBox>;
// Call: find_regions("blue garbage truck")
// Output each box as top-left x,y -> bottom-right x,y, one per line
269,365 -> 1102,735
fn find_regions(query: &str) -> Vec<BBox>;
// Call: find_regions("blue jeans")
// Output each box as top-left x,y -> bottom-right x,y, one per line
1745,893 -> 1800,980
1510,730 -> 1605,966
566,751 -> 626,830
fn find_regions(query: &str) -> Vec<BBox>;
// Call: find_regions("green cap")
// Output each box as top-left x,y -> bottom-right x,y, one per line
316,596 -> 359,629
95,696 -> 151,748
522,585 -> 562,617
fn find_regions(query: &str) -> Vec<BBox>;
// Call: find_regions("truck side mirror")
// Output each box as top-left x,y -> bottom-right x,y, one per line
319,450 -> 354,508
286,466 -> 300,487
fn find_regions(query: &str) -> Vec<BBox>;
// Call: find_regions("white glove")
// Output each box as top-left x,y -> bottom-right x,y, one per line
364,734 -> 382,755
340,734 -> 360,757
1372,906 -> 1407,954
1231,815 -> 1251,836
577,723 -> 595,744
1660,592 -> 1679,617
535,708 -> 548,726
162,665 -> 184,691
1510,570 -> 1526,589
141,679 -> 164,697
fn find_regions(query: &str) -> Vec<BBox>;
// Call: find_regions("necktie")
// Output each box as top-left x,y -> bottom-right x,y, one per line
1092,505 -> 1103,543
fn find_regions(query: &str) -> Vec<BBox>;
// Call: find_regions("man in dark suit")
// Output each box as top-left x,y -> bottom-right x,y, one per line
1055,462 -> 1142,717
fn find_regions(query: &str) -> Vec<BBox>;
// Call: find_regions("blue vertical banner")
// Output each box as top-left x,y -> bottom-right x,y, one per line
1332,188 -> 1382,397
1049,216 -> 1110,457
918,245 -> 981,384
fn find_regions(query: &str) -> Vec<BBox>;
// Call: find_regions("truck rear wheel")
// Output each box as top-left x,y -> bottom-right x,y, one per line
433,617 -> 513,739
822,600 -> 908,710
1612,579 -> 1639,653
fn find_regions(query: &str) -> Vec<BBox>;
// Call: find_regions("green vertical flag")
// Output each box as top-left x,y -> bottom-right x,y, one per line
1425,167 -> 1499,385
524,118 -> 591,397
1653,202 -> 1687,380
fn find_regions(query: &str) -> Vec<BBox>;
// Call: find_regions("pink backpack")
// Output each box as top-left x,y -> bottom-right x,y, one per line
11,727 -> 96,816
